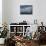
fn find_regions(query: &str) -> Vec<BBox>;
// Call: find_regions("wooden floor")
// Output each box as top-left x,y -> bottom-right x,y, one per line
0,44 -> 46,46
40,45 -> 46,46
0,44 -> 4,46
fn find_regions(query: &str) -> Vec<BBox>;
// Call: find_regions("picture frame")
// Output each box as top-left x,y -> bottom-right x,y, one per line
20,5 -> 33,15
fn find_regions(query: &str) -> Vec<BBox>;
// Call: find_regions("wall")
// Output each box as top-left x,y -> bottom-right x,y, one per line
2,0 -> 8,24
0,0 -> 2,27
8,0 -> 38,24
2,0 -> 46,26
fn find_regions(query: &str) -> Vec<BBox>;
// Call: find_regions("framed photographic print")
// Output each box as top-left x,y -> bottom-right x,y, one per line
20,5 -> 32,15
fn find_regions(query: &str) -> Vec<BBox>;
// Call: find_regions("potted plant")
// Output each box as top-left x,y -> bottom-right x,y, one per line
0,23 -> 9,44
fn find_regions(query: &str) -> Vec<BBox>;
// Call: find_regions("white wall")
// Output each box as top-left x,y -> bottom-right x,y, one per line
3,0 -> 46,26
8,0 -> 38,24
2,0 -> 8,24
0,0 -> 2,27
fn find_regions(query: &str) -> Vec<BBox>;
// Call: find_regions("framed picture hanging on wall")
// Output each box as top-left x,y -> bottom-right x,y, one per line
20,5 -> 33,15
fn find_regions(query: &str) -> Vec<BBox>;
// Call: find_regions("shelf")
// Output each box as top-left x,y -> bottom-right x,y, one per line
9,25 -> 31,36
10,32 -> 23,33
10,32 -> 15,33
9,23 -> 37,26
16,32 -> 23,33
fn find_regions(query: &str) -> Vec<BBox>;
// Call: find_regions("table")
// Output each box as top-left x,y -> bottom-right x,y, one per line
12,39 -> 32,46
12,39 -> 39,46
